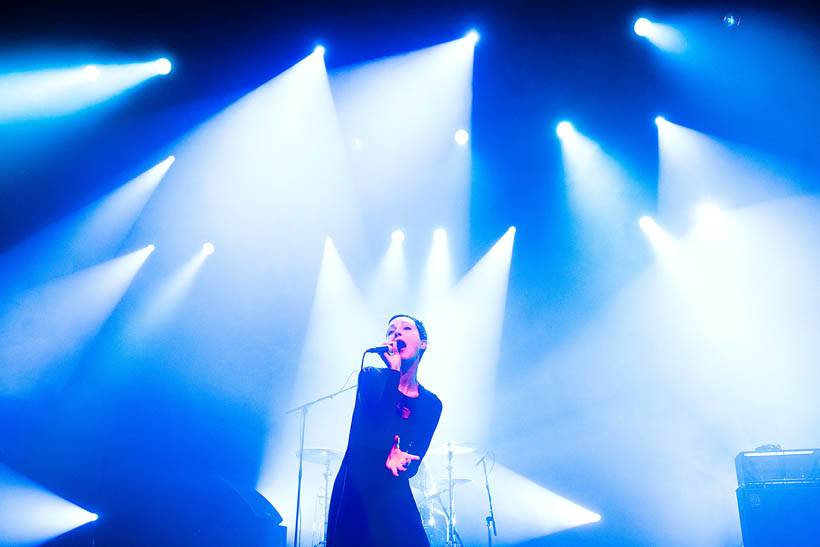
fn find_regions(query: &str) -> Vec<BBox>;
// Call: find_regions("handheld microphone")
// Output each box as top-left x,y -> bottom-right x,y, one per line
365,345 -> 390,354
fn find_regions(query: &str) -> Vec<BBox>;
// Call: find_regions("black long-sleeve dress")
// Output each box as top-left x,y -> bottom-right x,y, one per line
327,366 -> 442,547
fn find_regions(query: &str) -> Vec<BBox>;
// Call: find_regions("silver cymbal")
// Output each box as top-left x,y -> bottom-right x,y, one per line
295,447 -> 344,465
427,441 -> 478,456
426,478 -> 472,498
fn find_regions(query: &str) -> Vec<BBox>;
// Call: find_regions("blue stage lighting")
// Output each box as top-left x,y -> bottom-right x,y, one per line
314,45 -> 326,56
83,65 -> 100,82
556,121 -> 573,139
155,58 -> 172,75
655,116 -> 666,125
634,18 -> 652,37
391,230 -> 405,244
202,242 -> 215,255
723,14 -> 741,28
639,216 -> 656,231
454,129 -> 469,145
466,30 -> 480,44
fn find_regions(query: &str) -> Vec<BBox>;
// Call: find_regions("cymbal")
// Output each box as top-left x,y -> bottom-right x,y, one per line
296,448 -> 343,465
427,442 -> 478,456
425,478 -> 472,498
435,478 -> 471,489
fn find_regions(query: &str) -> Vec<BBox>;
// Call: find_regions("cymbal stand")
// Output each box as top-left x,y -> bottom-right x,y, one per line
319,456 -> 332,546
479,455 -> 497,547
286,384 -> 356,547
444,443 -> 463,547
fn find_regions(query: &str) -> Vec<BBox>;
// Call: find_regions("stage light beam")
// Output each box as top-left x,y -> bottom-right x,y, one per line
391,230 -> 405,244
639,216 -> 656,231
465,30 -> 480,44
634,18 -> 686,53
314,46 -> 326,56
155,58 -> 172,75
0,465 -> 98,545
634,18 -> 652,37
0,60 -> 176,121
556,121 -> 574,139
454,129 -> 469,145
0,246 -> 154,396
83,65 -> 100,81
433,228 -> 447,243
202,242 -> 215,255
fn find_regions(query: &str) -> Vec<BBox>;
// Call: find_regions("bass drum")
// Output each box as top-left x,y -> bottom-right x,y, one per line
418,503 -> 448,547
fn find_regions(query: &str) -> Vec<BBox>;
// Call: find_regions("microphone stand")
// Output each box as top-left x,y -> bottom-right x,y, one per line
479,457 -> 497,547
285,383 -> 357,547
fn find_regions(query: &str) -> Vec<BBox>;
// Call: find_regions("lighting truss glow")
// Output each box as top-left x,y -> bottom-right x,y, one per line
391,230 -> 405,244
83,65 -> 100,81
454,129 -> 469,145
744,450 -> 815,457
155,58 -> 172,75
465,30 -> 480,44
634,18 -> 652,37
314,45 -> 326,56
202,242 -> 215,255
556,121 -> 574,139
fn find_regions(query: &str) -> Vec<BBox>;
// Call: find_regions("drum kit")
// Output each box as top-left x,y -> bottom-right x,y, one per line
297,441 -> 490,547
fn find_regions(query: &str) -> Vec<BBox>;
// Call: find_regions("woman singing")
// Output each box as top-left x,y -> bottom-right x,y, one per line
327,314 -> 442,546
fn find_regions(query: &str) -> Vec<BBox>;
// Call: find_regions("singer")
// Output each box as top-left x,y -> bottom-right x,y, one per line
327,314 -> 442,547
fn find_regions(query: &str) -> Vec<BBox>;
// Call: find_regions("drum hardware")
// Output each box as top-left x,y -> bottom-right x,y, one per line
286,381 -> 356,547
292,448 -> 343,547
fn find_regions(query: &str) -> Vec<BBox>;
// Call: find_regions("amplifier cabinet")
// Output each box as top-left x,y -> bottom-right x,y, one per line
736,482 -> 820,547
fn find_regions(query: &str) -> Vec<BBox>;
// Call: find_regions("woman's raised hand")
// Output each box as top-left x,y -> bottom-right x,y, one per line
385,435 -> 420,477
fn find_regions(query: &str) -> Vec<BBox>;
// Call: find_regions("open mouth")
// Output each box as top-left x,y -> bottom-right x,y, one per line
396,340 -> 407,350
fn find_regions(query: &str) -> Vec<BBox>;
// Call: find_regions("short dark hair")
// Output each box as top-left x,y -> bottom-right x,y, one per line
387,314 -> 428,342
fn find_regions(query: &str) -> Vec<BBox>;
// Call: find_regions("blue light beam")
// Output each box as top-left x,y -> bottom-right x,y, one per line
0,464 -> 97,546
0,60 -> 174,122
0,245 -> 154,396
